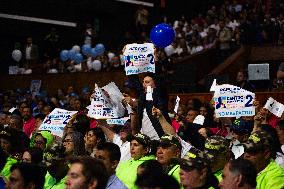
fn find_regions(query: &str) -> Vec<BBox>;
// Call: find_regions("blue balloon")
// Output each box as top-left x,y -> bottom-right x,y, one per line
74,53 -> 83,64
82,44 -> 92,56
150,23 -> 175,48
60,50 -> 69,61
95,43 -> 105,55
91,48 -> 98,57
68,50 -> 77,60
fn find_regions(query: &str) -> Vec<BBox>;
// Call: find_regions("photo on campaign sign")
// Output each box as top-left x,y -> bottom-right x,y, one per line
38,108 -> 77,137
213,84 -> 255,117
123,43 -> 155,75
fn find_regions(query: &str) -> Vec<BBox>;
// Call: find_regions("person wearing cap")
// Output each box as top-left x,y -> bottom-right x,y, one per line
116,133 -> 155,189
276,120 -> 284,168
31,131 -> 54,151
204,135 -> 231,182
219,159 -> 257,189
157,134 -> 182,184
243,131 -> 284,189
0,128 -> 18,179
230,118 -> 252,159
177,148 -> 219,189
43,142 -> 69,189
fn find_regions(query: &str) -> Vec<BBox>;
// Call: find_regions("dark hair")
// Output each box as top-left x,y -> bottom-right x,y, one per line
0,147 -> 8,171
73,114 -> 90,135
259,124 -> 281,158
63,131 -> 86,156
278,120 -> 284,130
87,127 -> 106,144
228,159 -> 257,188
34,113 -> 46,121
70,156 -> 108,189
96,142 -> 121,162
24,147 -> 43,164
135,172 -> 180,189
9,114 -> 23,129
10,162 -> 45,189
138,160 -> 163,176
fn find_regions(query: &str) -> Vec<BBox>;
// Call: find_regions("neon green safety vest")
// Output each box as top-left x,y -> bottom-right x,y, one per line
44,171 -> 67,189
168,165 -> 183,189
256,159 -> 284,189
0,156 -> 17,179
116,155 -> 155,189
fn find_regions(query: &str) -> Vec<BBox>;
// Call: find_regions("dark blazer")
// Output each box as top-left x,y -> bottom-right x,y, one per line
24,44 -> 39,61
137,87 -> 170,137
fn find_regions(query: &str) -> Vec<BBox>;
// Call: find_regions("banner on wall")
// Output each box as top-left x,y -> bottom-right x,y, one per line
38,108 -> 77,137
213,84 -> 255,117
123,43 -> 155,75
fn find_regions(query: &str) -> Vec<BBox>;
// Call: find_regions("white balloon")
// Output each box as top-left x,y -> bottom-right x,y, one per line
72,45 -> 81,53
12,50 -> 22,62
87,59 -> 93,70
92,60 -> 102,71
74,63 -> 82,72
164,45 -> 175,57
107,52 -> 115,62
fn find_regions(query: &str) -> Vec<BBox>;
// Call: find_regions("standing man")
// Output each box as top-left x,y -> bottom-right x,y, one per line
95,142 -> 127,189
24,37 -> 39,67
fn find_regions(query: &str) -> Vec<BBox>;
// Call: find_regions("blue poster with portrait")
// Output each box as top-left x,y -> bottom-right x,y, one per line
213,84 -> 255,118
123,43 -> 155,75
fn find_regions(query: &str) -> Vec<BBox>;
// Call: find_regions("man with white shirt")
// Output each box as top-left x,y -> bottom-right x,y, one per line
24,37 -> 39,67
276,120 -> 284,168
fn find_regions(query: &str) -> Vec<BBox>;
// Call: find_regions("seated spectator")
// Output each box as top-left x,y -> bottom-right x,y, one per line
7,162 -> 45,189
243,131 -> 284,189
65,156 -> 108,189
95,142 -> 127,189
22,147 -> 44,164
116,133 -> 155,189
219,159 -> 257,189
177,148 -> 219,189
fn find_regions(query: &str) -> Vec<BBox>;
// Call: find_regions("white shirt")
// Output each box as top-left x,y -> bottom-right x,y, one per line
275,145 -> 284,168
113,134 -> 131,162
26,45 -> 32,60
141,108 -> 160,140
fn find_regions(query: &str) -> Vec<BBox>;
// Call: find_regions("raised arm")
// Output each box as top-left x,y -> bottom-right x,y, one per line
152,106 -> 175,135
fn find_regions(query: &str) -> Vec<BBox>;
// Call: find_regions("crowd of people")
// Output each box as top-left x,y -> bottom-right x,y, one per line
1,0 -> 284,188
0,70 -> 284,189
9,0 -> 284,75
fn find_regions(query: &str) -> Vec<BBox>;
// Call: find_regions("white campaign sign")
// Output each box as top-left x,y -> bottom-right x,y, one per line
264,97 -> 284,117
123,43 -> 155,75
106,116 -> 130,125
38,108 -> 77,137
87,84 -> 119,119
174,96 -> 180,113
213,84 -> 255,117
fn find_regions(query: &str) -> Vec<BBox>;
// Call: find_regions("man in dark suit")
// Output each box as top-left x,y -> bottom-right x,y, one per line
24,37 -> 39,67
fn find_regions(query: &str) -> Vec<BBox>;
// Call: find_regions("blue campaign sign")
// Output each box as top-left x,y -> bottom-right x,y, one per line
123,43 -> 155,75
213,84 -> 255,118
